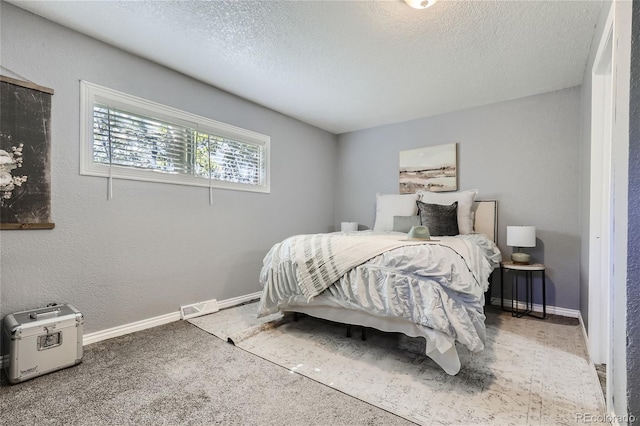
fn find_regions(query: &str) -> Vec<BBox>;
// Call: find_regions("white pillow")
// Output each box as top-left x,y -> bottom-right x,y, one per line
373,193 -> 419,232
416,189 -> 478,234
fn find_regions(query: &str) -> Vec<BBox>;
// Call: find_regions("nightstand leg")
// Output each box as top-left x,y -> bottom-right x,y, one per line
524,271 -> 528,313
542,271 -> 546,319
501,266 -> 505,311
528,271 -> 533,314
513,271 -> 518,317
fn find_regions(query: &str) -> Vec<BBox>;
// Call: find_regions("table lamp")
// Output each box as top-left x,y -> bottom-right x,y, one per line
507,226 -> 536,264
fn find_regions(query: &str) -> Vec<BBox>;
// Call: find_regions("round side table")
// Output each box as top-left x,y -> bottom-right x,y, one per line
500,261 -> 546,319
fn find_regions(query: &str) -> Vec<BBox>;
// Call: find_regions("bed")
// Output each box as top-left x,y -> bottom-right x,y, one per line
256,193 -> 501,375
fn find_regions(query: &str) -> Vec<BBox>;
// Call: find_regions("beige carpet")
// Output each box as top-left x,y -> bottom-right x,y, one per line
189,303 -> 605,425
1,320 -> 411,425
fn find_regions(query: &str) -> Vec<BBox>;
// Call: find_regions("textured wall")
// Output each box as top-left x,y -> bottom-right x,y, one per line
336,88 -> 582,310
0,3 -> 337,333
627,0 -> 640,418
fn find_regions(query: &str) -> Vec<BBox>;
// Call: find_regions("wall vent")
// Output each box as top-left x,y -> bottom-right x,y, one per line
180,299 -> 219,320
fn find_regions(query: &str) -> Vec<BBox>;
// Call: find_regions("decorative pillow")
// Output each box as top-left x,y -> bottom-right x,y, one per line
416,189 -> 478,234
392,215 -> 421,233
373,193 -> 419,232
417,201 -> 459,236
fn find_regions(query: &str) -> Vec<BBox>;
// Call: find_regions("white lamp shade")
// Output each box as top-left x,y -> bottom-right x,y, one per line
507,226 -> 536,248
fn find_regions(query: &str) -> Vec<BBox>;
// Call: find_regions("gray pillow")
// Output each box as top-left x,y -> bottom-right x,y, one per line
416,200 -> 459,236
392,215 -> 421,233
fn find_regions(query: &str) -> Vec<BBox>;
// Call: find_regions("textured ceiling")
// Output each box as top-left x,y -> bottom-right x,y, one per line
10,0 -> 602,134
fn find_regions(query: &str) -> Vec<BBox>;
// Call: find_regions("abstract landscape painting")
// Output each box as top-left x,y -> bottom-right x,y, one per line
399,143 -> 457,193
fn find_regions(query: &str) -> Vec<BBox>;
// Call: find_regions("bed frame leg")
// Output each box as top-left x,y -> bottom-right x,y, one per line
346,325 -> 352,338
361,327 -> 366,341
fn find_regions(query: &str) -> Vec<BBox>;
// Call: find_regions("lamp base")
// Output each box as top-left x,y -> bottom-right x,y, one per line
511,252 -> 531,264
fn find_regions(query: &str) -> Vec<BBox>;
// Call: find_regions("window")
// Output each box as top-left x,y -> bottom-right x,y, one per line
80,81 -> 270,193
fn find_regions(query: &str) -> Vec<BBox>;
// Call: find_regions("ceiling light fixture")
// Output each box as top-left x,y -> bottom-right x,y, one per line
404,0 -> 438,9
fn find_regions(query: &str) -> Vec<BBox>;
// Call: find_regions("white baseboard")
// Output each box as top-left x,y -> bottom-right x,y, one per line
217,291 -> 261,310
579,312 -> 607,410
83,311 -> 181,346
82,291 -> 263,346
489,297 -> 580,318
579,312 -> 591,356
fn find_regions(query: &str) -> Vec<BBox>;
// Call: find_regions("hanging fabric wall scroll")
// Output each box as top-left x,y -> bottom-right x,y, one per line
0,75 -> 55,230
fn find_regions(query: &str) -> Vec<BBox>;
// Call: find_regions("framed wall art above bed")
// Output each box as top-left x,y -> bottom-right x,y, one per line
399,143 -> 457,194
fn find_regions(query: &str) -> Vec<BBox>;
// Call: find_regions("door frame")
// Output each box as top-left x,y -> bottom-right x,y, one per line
588,4 -> 614,410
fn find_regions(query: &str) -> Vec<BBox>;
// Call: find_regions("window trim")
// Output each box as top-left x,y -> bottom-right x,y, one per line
80,81 -> 270,193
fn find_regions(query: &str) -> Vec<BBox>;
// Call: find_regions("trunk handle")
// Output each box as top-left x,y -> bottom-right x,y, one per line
30,308 -> 60,320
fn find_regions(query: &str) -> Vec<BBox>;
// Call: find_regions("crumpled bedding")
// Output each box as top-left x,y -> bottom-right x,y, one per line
257,231 -> 502,352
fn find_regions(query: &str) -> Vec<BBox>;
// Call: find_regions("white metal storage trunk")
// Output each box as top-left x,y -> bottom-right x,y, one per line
2,304 -> 83,384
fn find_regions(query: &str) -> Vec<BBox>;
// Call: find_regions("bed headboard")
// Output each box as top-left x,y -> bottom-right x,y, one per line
473,200 -> 497,243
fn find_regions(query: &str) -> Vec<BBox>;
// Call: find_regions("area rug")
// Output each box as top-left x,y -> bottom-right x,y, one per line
189,303 -> 605,425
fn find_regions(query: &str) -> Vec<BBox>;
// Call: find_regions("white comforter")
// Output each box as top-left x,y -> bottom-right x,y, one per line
257,232 -> 502,352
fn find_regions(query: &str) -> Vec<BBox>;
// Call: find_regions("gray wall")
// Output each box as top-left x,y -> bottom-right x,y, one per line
0,3 -> 337,333
627,0 -> 639,418
336,87 -> 582,310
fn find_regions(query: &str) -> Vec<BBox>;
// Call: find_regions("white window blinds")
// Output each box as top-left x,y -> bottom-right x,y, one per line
93,104 -> 195,174
80,81 -> 270,196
